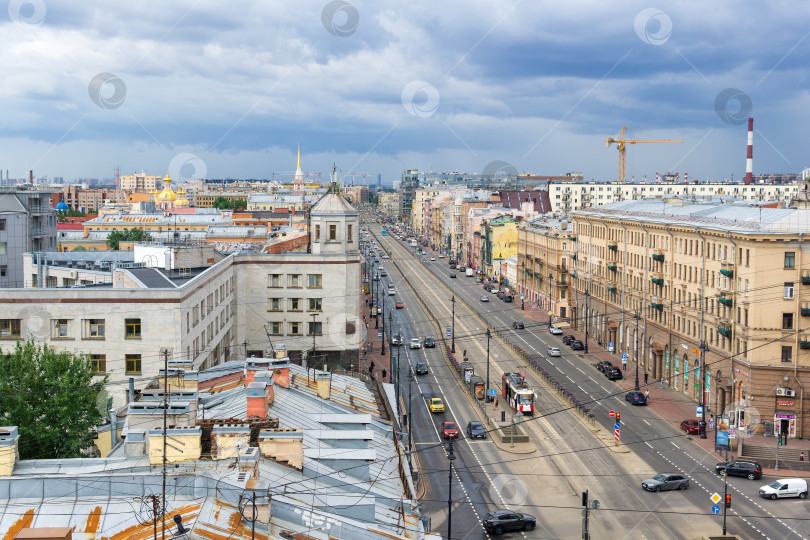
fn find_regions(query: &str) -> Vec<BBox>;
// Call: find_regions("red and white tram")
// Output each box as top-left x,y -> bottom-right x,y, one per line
501,371 -> 534,414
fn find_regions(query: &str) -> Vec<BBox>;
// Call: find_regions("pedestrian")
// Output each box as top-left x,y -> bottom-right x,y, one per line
644,372 -> 648,385
708,415 -> 714,430
365,322 -> 369,329
660,377 -> 664,389
382,368 -> 387,381
370,360 -> 375,373
645,389 -> 650,402
800,452 -> 805,462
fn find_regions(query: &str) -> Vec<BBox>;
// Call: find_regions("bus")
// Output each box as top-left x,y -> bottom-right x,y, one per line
501,372 -> 535,414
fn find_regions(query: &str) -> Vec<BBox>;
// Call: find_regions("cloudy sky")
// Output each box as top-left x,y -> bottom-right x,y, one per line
1,0 -> 809,184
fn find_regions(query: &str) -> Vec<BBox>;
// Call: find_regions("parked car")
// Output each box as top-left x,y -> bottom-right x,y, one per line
570,340 -> 584,350
562,335 -> 575,345
428,398 -> 445,413
415,362 -> 428,375
482,510 -> 536,535
680,419 -> 702,435
596,360 -> 613,372
424,336 -> 435,348
481,295 -> 490,302
605,367 -> 622,380
395,300 -> 404,309
503,295 -> 513,303
512,321 -> 525,329
547,347 -> 561,357
496,291 -> 506,300
391,334 -> 402,345
759,478 -> 808,500
441,421 -> 459,439
409,338 -> 422,349
467,420 -> 487,439
549,326 -> 563,335
642,473 -> 689,492
625,391 -> 647,405
716,460 -> 763,480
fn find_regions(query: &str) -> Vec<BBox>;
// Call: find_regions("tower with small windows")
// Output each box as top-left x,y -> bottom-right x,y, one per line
308,190 -> 359,255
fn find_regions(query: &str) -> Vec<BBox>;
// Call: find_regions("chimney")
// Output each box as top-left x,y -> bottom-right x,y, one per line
0,427 -> 20,476
745,117 -> 754,185
125,429 -> 147,457
315,371 -> 331,400
270,357 -> 291,389
245,358 -> 271,385
254,370 -> 275,406
29,170 -> 33,185
247,382 -> 270,419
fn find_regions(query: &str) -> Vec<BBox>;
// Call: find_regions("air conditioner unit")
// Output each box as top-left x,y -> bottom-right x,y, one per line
775,387 -> 787,397
785,389 -> 796,398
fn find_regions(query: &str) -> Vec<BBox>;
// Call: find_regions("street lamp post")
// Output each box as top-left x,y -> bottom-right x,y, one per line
584,290 -> 590,354
485,328 -> 491,402
699,339 -> 709,439
380,299 -> 386,356
634,312 -> 640,391
451,296 -> 456,353
447,440 -> 456,540
374,273 -> 379,329
407,367 -> 413,468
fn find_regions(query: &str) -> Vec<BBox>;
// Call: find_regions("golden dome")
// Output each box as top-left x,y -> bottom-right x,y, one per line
175,197 -> 190,207
157,174 -> 177,200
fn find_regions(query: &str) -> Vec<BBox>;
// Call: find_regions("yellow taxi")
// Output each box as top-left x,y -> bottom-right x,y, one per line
429,398 -> 445,413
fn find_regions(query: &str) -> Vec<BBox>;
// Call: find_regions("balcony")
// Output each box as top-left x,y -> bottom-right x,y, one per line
715,284 -> 732,296
652,251 -> 664,263
608,243 -> 618,251
718,324 -> 732,338
803,271 -> 810,285
526,254 -> 533,261
607,264 -> 618,272
801,336 -> 810,350
802,303 -> 810,316
525,269 -> 533,277
568,234 -> 577,241
651,275 -> 664,286
555,280 -> 568,288
557,264 -> 568,273
719,296 -> 733,308
720,262 -> 734,278
569,271 -> 576,279
651,300 -> 664,311
570,253 -> 577,260
607,282 -> 618,293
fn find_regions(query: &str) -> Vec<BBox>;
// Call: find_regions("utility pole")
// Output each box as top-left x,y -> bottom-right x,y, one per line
722,471 -> 729,535
584,290 -> 590,354
699,339 -> 709,439
160,347 -> 170,540
451,296 -> 456,353
395,330 -> 400,419
149,494 -> 160,540
407,366 -> 413,469
634,313 -> 640,391
447,440 -> 456,540
485,328 -> 491,402
381,298 -> 386,356
581,489 -> 590,540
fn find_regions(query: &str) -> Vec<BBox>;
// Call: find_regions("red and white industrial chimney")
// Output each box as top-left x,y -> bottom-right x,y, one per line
745,117 -> 753,185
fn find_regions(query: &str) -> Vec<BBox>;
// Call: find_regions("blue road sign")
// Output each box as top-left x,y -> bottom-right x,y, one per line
614,422 -> 621,430
489,389 -> 497,397
711,505 -> 720,514
622,353 -> 628,361
696,406 -> 704,416
446,325 -> 452,337
378,331 -> 382,338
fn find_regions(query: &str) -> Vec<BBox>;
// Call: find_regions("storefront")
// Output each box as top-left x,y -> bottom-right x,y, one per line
774,412 -> 797,439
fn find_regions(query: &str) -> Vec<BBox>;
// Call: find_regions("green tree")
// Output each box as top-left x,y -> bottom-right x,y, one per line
213,197 -> 247,209
106,228 -> 153,250
0,340 -> 108,459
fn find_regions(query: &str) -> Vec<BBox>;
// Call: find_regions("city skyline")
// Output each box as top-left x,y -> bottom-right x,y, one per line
1,2 -> 809,183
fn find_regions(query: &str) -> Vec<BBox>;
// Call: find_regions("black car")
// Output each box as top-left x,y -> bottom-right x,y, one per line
605,367 -> 623,380
562,335 -> 575,345
715,460 -> 763,480
503,295 -> 513,303
497,291 -> 506,300
424,336 -> 435,348
512,321 -> 525,329
625,391 -> 647,405
415,362 -> 428,375
467,420 -> 487,439
596,360 -> 613,372
483,510 -> 536,535
570,340 -> 584,350
450,273 -> 457,278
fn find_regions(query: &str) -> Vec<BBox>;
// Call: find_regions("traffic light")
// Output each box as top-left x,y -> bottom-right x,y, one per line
582,491 -> 588,507
725,494 -> 731,509
778,433 -> 783,446
616,412 -> 621,423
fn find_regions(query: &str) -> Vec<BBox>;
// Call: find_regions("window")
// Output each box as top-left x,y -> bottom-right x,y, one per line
125,318 -> 141,338
289,298 -> 302,311
782,313 -> 794,330
0,319 -> 21,337
289,322 -> 302,335
85,319 -> 105,339
308,274 -> 322,288
0,266 -> 5,277
0,242 -> 6,255
347,224 -> 353,242
46,276 -> 57,288
329,224 -> 337,241
269,274 -> 281,287
288,274 -> 301,288
125,354 -> 142,374
268,298 -> 282,311
785,252 -> 795,269
315,224 -> 320,241
745,249 -> 750,266
53,319 -> 69,339
270,322 -> 282,335
90,354 -> 106,374
0,218 -> 4,230
308,321 -> 323,335
781,346 -> 792,363
784,282 -> 794,299
309,298 -> 322,311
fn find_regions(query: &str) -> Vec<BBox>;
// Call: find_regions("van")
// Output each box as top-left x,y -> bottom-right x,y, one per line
466,268 -> 474,277
759,478 -> 808,500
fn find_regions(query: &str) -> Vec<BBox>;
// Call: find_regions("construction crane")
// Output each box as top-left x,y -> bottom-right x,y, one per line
605,126 -> 683,183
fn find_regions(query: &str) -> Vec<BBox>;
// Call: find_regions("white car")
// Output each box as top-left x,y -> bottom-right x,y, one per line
438,254 -> 444,258
549,326 -> 563,335
409,338 -> 422,349
430,257 -> 436,262
382,254 -> 390,259
547,347 -> 561,357
480,295 -> 489,302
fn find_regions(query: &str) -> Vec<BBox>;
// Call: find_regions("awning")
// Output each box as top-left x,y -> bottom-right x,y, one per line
718,376 -> 732,388
608,320 -> 618,329
652,342 -> 664,352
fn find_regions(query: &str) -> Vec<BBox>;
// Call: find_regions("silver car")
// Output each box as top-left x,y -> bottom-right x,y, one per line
547,347 -> 561,357
642,473 -> 689,492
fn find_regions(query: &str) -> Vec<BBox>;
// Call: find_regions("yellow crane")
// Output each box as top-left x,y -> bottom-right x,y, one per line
605,126 -> 683,183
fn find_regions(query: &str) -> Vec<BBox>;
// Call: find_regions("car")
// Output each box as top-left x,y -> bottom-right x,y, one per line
716,460 -> 762,480
467,420 -> 487,439
441,421 -> 459,439
449,263 -> 457,269
430,257 -> 436,261
680,419 -> 701,434
373,274 -> 380,281
596,360 -> 613,372
490,288 -> 499,295
424,336 -> 435,348
438,254 -> 444,258
512,321 -> 525,329
395,300 -> 404,309
374,257 -> 379,263
549,326 -> 563,335
481,295 -> 489,302
476,277 -> 484,283
503,295 -> 513,303
409,338 -> 422,349
570,340 -> 584,350
625,391 -> 647,405
428,398 -> 445,413
379,269 -> 387,277
382,254 -> 390,259
605,367 -> 622,380
391,334 -> 402,345
759,478 -> 808,500
482,510 -> 536,535
642,473 -> 689,492
388,288 -> 396,296
497,291 -> 506,300
547,347 -> 561,357
562,335 -> 575,345
415,361 -> 428,375
449,273 -> 456,278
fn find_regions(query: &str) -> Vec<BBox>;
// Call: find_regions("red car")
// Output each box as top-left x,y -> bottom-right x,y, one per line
395,300 -> 404,309
441,421 -> 459,439
680,419 -> 701,435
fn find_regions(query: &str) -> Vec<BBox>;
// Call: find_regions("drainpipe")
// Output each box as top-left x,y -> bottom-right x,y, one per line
599,217 -> 611,351
640,224 -> 651,381
695,227 -> 709,432
128,376 -> 136,404
796,233 -> 804,437
619,220 -> 628,356
109,407 -> 117,448
664,224 -> 675,386
725,230 -> 737,423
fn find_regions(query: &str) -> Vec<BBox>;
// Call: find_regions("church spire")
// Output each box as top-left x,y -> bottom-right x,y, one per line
293,144 -> 304,187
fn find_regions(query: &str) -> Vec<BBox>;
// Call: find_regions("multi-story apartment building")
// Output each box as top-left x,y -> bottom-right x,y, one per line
0,186 -> 57,287
569,198 -> 810,439
343,186 -> 369,206
51,186 -> 115,212
548,181 -> 801,214
377,192 -> 401,217
399,169 -> 420,223
481,215 -> 520,278
119,172 -> 162,192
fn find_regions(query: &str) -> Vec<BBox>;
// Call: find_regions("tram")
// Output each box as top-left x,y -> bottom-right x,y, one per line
501,371 -> 535,414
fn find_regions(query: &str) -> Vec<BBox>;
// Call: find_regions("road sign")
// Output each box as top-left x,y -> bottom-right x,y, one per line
614,429 -> 620,442
378,331 -> 382,338
489,389 -> 496,397
609,341 -> 614,352
609,410 -> 615,417
728,427 -> 736,439
711,505 -> 721,514
446,325 -> 451,337
621,353 -> 628,364
710,493 -> 721,504
614,422 -> 621,430
548,311 -> 552,316
696,406 -> 703,416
